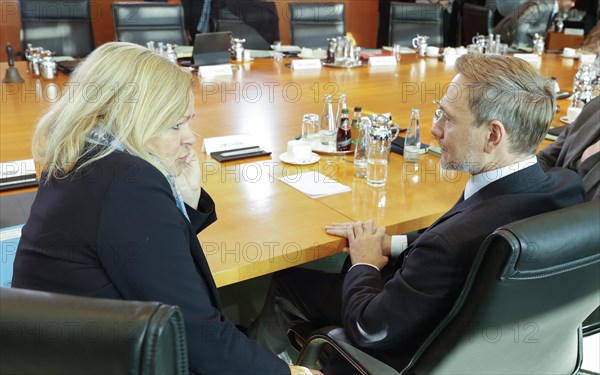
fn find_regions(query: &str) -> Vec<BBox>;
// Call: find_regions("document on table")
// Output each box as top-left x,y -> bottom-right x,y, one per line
279,171 -> 351,198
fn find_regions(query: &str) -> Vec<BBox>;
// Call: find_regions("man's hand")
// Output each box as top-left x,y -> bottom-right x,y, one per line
326,222 -> 392,256
289,365 -> 323,375
346,220 -> 389,270
174,149 -> 201,209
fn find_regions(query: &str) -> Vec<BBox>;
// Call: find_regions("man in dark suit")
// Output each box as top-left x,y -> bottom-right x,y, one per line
250,54 -> 585,373
538,96 -> 599,201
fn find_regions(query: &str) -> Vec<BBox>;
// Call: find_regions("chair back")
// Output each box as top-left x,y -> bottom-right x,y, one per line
19,0 -> 95,57
112,2 -> 187,46
212,2 -> 279,50
0,287 -> 189,375
401,201 -> 600,374
389,2 -> 444,47
462,3 -> 494,46
289,2 -> 345,48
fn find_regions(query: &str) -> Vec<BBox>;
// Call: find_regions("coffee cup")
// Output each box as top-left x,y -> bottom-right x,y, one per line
287,140 -> 312,162
443,47 -> 456,56
563,47 -> 576,57
566,106 -> 582,123
426,46 -> 439,57
455,46 -> 468,56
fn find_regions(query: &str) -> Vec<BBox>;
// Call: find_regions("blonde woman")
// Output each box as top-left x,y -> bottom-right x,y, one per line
12,42 -> 318,375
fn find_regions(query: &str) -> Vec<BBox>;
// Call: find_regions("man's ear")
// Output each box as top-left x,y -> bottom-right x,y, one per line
484,120 -> 506,154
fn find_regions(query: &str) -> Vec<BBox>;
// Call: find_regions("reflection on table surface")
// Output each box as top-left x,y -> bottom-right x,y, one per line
0,53 -> 577,286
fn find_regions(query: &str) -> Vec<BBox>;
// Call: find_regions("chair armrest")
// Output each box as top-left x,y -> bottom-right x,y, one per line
295,326 -> 399,375
288,322 -> 320,352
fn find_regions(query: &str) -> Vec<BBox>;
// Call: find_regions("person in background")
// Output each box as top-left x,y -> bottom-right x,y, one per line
554,0 -> 577,22
250,54 -> 585,374
485,0 -> 526,25
581,20 -> 600,52
494,0 -> 576,50
538,96 -> 600,201
11,42 -> 319,375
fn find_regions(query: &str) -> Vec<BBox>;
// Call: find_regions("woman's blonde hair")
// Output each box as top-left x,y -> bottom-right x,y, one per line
32,42 -> 193,179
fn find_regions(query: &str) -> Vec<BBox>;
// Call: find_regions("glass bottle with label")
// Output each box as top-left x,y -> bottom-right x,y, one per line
351,106 -> 362,129
404,109 -> 421,163
337,108 -> 351,151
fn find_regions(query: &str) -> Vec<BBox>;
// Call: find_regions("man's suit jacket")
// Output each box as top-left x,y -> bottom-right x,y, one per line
12,151 -> 288,375
341,164 -> 584,371
494,0 -> 554,50
538,96 -> 600,201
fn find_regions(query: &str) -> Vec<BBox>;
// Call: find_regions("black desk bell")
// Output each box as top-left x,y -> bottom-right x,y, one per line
3,43 -> 25,84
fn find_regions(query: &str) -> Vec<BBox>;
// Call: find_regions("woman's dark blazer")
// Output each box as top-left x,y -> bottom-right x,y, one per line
12,151 -> 288,375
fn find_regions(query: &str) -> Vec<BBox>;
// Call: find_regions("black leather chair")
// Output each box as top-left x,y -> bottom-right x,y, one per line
462,3 -> 494,46
289,2 -> 345,48
112,2 -> 188,46
19,0 -> 95,57
293,200 -> 600,374
0,287 -> 189,375
211,2 -> 279,50
389,2 -> 444,47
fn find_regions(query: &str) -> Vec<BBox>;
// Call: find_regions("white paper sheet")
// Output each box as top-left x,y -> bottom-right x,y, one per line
279,171 -> 351,198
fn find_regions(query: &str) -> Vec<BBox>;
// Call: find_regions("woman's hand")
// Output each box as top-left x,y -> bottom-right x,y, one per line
174,149 -> 201,209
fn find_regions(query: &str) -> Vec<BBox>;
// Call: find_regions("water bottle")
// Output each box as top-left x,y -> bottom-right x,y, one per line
354,118 -> 369,178
404,109 -> 421,163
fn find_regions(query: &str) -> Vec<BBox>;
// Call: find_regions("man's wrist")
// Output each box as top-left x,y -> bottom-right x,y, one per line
382,234 -> 392,256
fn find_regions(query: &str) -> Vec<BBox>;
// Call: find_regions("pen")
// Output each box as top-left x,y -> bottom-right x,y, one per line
220,147 -> 264,157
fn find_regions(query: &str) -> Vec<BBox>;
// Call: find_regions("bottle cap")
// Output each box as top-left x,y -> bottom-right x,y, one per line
354,106 -> 362,111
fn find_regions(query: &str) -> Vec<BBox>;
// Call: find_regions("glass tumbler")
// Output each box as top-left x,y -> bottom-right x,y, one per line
393,43 -> 402,63
301,114 -> 320,148
366,141 -> 390,187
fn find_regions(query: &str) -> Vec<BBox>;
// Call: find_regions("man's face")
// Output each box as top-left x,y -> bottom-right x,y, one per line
431,74 -> 488,174
557,0 -> 575,13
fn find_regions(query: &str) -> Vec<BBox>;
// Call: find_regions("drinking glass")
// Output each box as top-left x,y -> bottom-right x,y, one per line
301,114 -> 320,147
393,43 -> 402,63
367,142 -> 389,187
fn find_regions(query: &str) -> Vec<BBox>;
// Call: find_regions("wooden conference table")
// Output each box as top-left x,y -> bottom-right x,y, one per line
0,53 -> 579,287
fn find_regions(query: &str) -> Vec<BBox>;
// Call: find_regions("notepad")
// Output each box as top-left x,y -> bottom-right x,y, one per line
279,171 -> 351,198
391,137 -> 430,155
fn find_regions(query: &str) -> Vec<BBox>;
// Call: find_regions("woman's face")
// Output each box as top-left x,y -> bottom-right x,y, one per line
147,94 -> 196,175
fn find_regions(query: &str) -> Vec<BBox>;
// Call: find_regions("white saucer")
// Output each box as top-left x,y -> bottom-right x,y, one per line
560,53 -> 580,59
279,152 -> 320,165
560,116 -> 572,124
426,53 -> 441,58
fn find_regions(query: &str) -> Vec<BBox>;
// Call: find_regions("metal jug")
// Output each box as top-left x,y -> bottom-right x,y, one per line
230,38 -> 246,62
364,114 -> 400,157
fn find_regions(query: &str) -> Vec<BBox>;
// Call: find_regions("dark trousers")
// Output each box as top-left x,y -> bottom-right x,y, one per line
249,267 -> 345,359
249,262 -> 402,374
